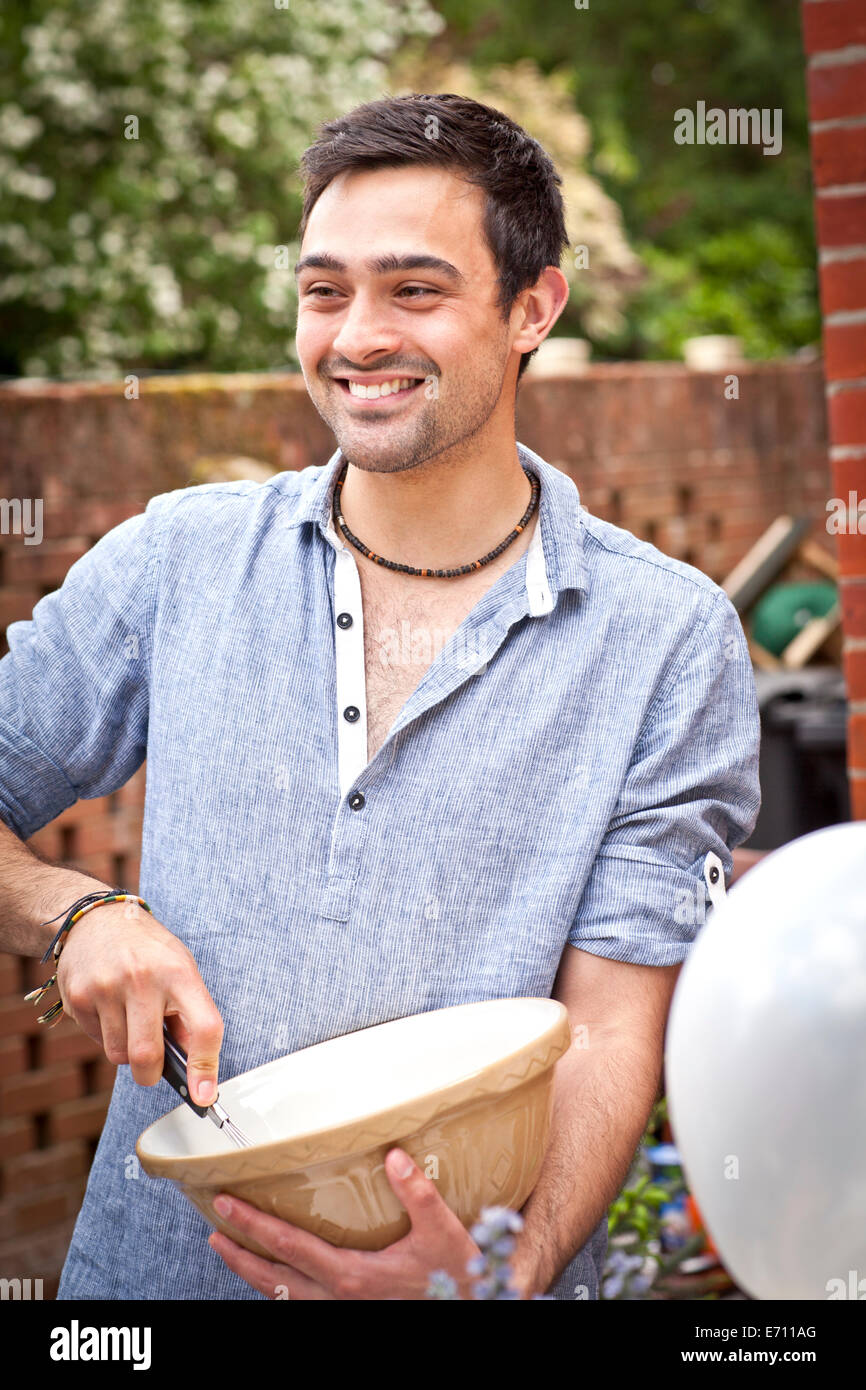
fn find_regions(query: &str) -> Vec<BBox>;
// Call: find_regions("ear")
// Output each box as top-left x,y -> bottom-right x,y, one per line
510,266 -> 571,357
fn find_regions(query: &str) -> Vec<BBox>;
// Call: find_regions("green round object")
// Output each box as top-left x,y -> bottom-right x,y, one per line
751,582 -> 837,656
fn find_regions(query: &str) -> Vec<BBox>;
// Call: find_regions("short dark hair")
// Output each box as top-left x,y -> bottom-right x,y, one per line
297,93 -> 568,383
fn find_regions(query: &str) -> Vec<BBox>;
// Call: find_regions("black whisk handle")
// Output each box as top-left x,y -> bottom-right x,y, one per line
161,1021 -> 210,1117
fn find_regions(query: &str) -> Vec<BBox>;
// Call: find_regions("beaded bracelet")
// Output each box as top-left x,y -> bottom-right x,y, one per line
24,889 -> 154,1026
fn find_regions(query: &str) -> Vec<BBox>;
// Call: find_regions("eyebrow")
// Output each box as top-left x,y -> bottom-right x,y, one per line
294,252 -> 466,286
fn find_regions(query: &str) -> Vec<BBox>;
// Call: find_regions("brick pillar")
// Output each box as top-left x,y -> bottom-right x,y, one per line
803,0 -> 866,818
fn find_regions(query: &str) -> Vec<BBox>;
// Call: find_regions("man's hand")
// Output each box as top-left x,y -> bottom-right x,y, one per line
207,1147 -> 484,1300
57,900 -> 223,1106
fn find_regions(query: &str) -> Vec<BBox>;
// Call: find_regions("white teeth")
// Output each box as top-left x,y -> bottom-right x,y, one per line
347,377 -> 416,399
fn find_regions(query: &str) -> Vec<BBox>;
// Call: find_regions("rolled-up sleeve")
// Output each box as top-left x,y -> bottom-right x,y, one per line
0,497 -> 164,840
568,587 -> 761,965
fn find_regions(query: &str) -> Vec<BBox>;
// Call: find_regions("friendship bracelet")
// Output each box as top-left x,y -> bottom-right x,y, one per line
24,890 -> 154,1026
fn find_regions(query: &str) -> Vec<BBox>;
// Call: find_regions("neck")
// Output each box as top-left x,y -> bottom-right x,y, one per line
334,436 -> 535,572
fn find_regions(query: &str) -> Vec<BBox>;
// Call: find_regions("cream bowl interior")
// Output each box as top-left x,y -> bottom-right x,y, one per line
141,997 -> 564,1160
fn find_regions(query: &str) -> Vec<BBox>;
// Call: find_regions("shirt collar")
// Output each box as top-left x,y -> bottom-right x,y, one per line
280,440 -> 588,610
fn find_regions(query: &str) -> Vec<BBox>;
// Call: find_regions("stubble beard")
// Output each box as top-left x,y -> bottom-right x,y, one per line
308,363 -> 507,478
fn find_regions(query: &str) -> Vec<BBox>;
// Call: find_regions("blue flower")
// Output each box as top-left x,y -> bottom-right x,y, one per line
426,1269 -> 460,1300
628,1274 -> 653,1296
427,1206 -> 527,1300
601,1248 -> 658,1300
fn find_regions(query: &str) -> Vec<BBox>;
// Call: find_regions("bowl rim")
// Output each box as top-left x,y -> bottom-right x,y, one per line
136,996 -> 571,1182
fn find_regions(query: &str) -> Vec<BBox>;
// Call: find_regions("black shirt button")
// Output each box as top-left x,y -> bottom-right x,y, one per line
343,705 -> 360,723
349,791 -> 365,810
337,612 -> 353,629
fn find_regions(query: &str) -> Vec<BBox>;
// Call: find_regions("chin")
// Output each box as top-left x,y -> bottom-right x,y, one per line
330,422 -> 420,465
334,444 -> 416,474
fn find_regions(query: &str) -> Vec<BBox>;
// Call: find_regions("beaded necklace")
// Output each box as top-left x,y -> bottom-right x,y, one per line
332,461 -> 540,578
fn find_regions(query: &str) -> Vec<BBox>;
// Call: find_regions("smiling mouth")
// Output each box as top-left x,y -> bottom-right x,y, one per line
334,376 -> 425,403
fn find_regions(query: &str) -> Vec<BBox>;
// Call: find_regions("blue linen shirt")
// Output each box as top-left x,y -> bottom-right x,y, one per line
0,440 -> 761,1301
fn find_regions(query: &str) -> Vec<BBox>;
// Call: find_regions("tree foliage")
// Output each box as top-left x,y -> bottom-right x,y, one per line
432,0 -> 820,360
0,0 -> 444,377
0,0 -> 819,376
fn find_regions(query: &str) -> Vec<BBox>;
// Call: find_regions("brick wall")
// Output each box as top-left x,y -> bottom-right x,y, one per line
0,951 -> 118,1296
0,360 -> 833,587
0,361 -> 836,1291
803,0 -> 866,817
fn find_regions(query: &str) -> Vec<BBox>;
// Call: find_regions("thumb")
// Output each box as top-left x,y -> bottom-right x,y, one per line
187,1056 -> 219,1108
385,1148 -> 443,1226
171,1001 -> 223,1108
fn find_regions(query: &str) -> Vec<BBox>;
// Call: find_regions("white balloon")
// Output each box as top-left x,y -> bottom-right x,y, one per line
665,822 -> 866,1300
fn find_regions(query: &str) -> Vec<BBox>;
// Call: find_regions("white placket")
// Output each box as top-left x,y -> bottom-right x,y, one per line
324,465 -> 552,798
323,507 -> 369,800
525,499 -> 554,617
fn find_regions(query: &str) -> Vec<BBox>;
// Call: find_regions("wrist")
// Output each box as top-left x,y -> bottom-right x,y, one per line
31,869 -> 115,956
509,1237 -> 547,1300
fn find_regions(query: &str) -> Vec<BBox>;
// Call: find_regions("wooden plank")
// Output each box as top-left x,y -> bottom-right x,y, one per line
798,538 -> 839,582
780,604 -> 842,669
721,516 -> 811,613
747,637 -> 782,670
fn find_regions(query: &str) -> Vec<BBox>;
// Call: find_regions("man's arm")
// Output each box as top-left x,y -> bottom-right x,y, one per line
0,814 -> 112,957
510,943 -> 681,1296
506,588 -> 760,1296
0,812 -> 224,1104
0,496 -> 223,1101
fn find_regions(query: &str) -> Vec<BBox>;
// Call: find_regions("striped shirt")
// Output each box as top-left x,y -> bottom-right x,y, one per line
0,440 -> 761,1299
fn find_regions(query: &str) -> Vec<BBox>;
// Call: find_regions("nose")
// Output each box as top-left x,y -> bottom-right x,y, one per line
330,288 -> 404,365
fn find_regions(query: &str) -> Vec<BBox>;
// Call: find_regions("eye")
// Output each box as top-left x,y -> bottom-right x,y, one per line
301,283 -> 439,301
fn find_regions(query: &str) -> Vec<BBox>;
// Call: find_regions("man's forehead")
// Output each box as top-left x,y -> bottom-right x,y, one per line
301,165 -> 488,261
314,162 -> 480,206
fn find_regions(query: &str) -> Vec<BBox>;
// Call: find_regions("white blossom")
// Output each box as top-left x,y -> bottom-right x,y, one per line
1,0 -> 461,377
0,105 -> 44,150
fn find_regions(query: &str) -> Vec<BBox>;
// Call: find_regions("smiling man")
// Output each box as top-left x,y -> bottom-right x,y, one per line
0,93 -> 760,1301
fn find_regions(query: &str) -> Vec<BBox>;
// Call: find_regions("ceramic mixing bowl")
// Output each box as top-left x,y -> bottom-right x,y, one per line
137,996 -> 571,1254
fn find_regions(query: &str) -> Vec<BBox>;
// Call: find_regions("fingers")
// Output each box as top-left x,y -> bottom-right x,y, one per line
208,1231 -> 333,1301
211,1195 -> 353,1293
56,973 -> 101,1046
170,990 -> 224,1107
95,1001 -> 129,1066
126,994 -> 167,1087
55,906 -> 224,1100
